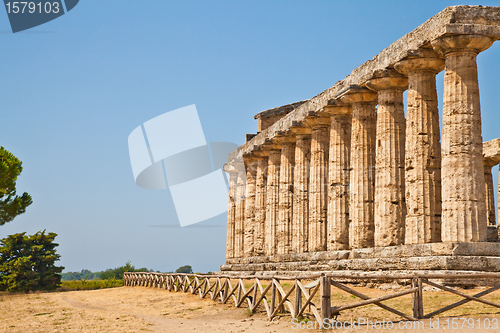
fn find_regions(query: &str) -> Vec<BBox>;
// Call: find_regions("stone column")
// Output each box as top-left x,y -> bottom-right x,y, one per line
253,154 -> 268,256
394,49 -> 444,244
265,148 -> 281,255
292,132 -> 312,253
307,117 -> 330,252
432,34 -> 493,242
225,169 -> 237,259
277,138 -> 296,255
484,163 -> 496,226
338,86 -> 377,249
243,156 -> 257,258
234,166 -> 246,258
365,69 -> 408,247
323,104 -> 352,250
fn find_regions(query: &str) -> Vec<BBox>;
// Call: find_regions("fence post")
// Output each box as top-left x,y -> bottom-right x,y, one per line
294,279 -> 302,318
412,277 -> 424,319
320,275 -> 331,326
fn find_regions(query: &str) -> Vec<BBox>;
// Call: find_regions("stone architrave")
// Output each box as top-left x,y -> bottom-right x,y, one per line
365,69 -> 408,247
292,131 -> 312,253
307,117 -> 330,252
234,166 -> 246,258
243,156 -> 258,258
394,49 -> 444,244
322,104 -> 352,250
338,86 -> 377,249
265,148 -> 281,255
253,154 -> 268,255
432,34 -> 493,242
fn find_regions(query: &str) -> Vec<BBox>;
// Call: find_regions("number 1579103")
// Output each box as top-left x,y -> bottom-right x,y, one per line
5,2 -> 61,14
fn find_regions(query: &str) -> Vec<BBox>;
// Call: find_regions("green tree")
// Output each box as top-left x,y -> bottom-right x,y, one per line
175,265 -> 193,274
0,147 -> 32,226
99,261 -> 150,280
0,231 -> 64,292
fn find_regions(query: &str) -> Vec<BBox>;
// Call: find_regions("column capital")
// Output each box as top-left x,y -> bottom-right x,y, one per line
320,102 -> 352,116
250,146 -> 270,158
365,68 -> 408,92
303,115 -> 331,129
431,34 -> 493,55
242,153 -> 261,164
289,121 -> 313,136
336,85 -> 377,105
262,138 -> 282,151
273,133 -> 297,146
394,48 -> 444,75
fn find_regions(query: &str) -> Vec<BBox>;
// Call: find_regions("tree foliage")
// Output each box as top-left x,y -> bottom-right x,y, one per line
175,265 -> 193,274
0,147 -> 32,226
99,261 -> 151,280
0,231 -> 64,292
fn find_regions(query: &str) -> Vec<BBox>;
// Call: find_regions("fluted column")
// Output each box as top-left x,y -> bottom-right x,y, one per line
234,166 -> 246,258
225,170 -> 237,259
365,69 -> 408,247
338,86 -> 377,249
308,118 -> 330,252
323,104 -> 352,250
265,149 -> 281,255
484,163 -> 496,226
277,139 -> 295,254
292,133 -> 311,253
394,49 -> 444,244
254,155 -> 268,256
243,156 -> 257,258
432,34 -> 493,242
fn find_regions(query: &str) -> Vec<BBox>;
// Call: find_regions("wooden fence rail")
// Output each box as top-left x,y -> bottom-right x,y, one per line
124,272 -> 500,325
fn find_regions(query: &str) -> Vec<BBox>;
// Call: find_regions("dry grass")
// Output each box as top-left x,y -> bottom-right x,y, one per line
0,282 -> 499,332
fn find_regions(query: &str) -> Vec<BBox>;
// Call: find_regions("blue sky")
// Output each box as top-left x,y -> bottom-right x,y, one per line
1,0 -> 499,273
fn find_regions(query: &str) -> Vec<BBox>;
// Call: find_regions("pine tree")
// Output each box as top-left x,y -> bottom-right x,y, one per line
0,231 -> 64,292
0,147 -> 32,225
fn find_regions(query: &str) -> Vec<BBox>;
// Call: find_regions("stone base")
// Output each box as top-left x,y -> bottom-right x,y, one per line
221,242 -> 500,273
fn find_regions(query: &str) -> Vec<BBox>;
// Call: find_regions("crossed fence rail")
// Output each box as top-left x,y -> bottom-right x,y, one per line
124,272 -> 500,324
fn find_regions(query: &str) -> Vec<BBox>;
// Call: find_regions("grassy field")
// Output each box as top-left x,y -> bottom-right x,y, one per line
58,279 -> 123,291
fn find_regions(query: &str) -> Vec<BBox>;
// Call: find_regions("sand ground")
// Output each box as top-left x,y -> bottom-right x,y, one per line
0,286 -> 499,333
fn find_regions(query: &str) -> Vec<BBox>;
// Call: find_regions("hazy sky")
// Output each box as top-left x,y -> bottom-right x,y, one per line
1,0 -> 499,273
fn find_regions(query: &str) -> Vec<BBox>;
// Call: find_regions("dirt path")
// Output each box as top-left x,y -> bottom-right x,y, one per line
0,286 -> 499,332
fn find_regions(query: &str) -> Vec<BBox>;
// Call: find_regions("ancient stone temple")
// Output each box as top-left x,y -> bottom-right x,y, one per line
221,5 -> 500,276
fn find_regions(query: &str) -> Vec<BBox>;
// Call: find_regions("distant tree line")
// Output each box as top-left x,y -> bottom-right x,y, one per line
62,264 -> 195,281
62,262 -> 156,281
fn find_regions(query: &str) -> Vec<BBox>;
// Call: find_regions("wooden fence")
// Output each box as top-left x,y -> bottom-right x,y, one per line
124,272 -> 500,324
